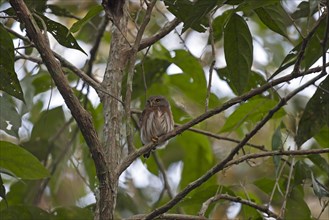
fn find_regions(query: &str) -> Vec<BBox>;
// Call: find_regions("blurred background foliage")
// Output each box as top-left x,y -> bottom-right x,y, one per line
0,0 -> 328,219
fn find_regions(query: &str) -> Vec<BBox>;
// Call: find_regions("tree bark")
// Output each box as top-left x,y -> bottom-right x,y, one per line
99,1 -> 130,219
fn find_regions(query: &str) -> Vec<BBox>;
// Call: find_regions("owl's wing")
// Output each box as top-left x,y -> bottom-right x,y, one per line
139,109 -> 146,129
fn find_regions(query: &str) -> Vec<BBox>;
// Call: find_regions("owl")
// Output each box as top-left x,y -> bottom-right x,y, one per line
139,96 -> 174,158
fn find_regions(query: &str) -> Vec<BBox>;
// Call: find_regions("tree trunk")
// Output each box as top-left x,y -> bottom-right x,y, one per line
98,2 -> 130,219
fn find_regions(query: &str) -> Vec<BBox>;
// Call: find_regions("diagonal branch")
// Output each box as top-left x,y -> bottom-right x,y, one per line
292,12 -> 326,74
184,125 -> 265,151
138,18 -> 181,51
224,148 -> 329,169
142,72 -> 326,220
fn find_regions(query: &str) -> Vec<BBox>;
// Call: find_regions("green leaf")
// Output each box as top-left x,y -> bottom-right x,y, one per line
0,95 -> 21,138
269,48 -> 299,80
163,0 -> 219,33
212,10 -> 232,42
130,58 -> 170,100
35,13 -> 86,54
70,5 -> 103,33
254,177 -> 285,203
296,76 -> 329,147
0,205 -> 52,220
45,4 -> 76,18
254,3 -> 291,39
180,185 -> 235,215
308,154 -> 329,177
311,172 -> 329,199
179,131 -> 215,188
301,19 -> 328,69
236,0 -> 280,12
291,1 -> 311,19
271,124 -> 282,175
0,24 -> 25,102
239,204 -> 262,219
314,125 -> 329,148
220,98 -> 285,133
285,186 -> 311,220
294,161 -> 310,185
171,50 -> 206,86
24,0 -> 47,12
0,141 -> 49,179
216,68 -> 265,95
224,13 -> 253,95
52,206 -> 93,220
0,175 -> 6,204
24,106 -> 67,160
270,15 -> 327,79
32,72 -> 53,95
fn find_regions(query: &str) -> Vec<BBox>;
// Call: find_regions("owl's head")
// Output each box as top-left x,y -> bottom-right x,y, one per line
146,96 -> 170,107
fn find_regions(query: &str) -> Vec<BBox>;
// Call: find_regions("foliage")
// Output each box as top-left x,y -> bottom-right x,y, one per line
0,0 -> 328,219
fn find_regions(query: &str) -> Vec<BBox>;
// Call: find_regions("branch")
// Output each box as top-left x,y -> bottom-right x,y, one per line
322,5 -> 329,72
293,12 -> 326,74
205,14 -> 216,112
142,72 -> 326,220
8,0 -> 108,197
138,18 -> 181,51
199,194 -> 279,219
184,125 -> 266,151
85,16 -> 109,76
116,64 -> 326,177
224,148 -> 329,168
15,54 -> 43,64
153,152 -> 175,198
53,52 -> 124,105
124,213 -> 206,220
124,0 -> 157,154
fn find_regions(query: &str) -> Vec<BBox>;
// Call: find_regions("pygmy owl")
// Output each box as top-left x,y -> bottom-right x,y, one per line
139,96 -> 174,158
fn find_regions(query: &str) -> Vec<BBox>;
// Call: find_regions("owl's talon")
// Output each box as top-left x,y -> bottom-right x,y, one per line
151,136 -> 159,143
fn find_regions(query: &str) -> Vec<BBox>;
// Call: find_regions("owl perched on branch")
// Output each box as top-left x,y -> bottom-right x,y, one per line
139,96 -> 174,158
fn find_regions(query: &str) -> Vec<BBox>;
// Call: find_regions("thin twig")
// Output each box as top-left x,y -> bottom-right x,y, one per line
199,194 -> 279,219
85,16 -> 109,77
205,14 -> 216,112
224,148 -> 329,169
316,200 -> 329,220
34,127 -> 79,205
141,46 -> 151,97
293,12 -> 327,74
279,156 -> 295,218
152,152 -> 174,198
53,52 -> 124,105
15,54 -> 43,64
184,125 -> 266,151
321,4 -> 329,73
